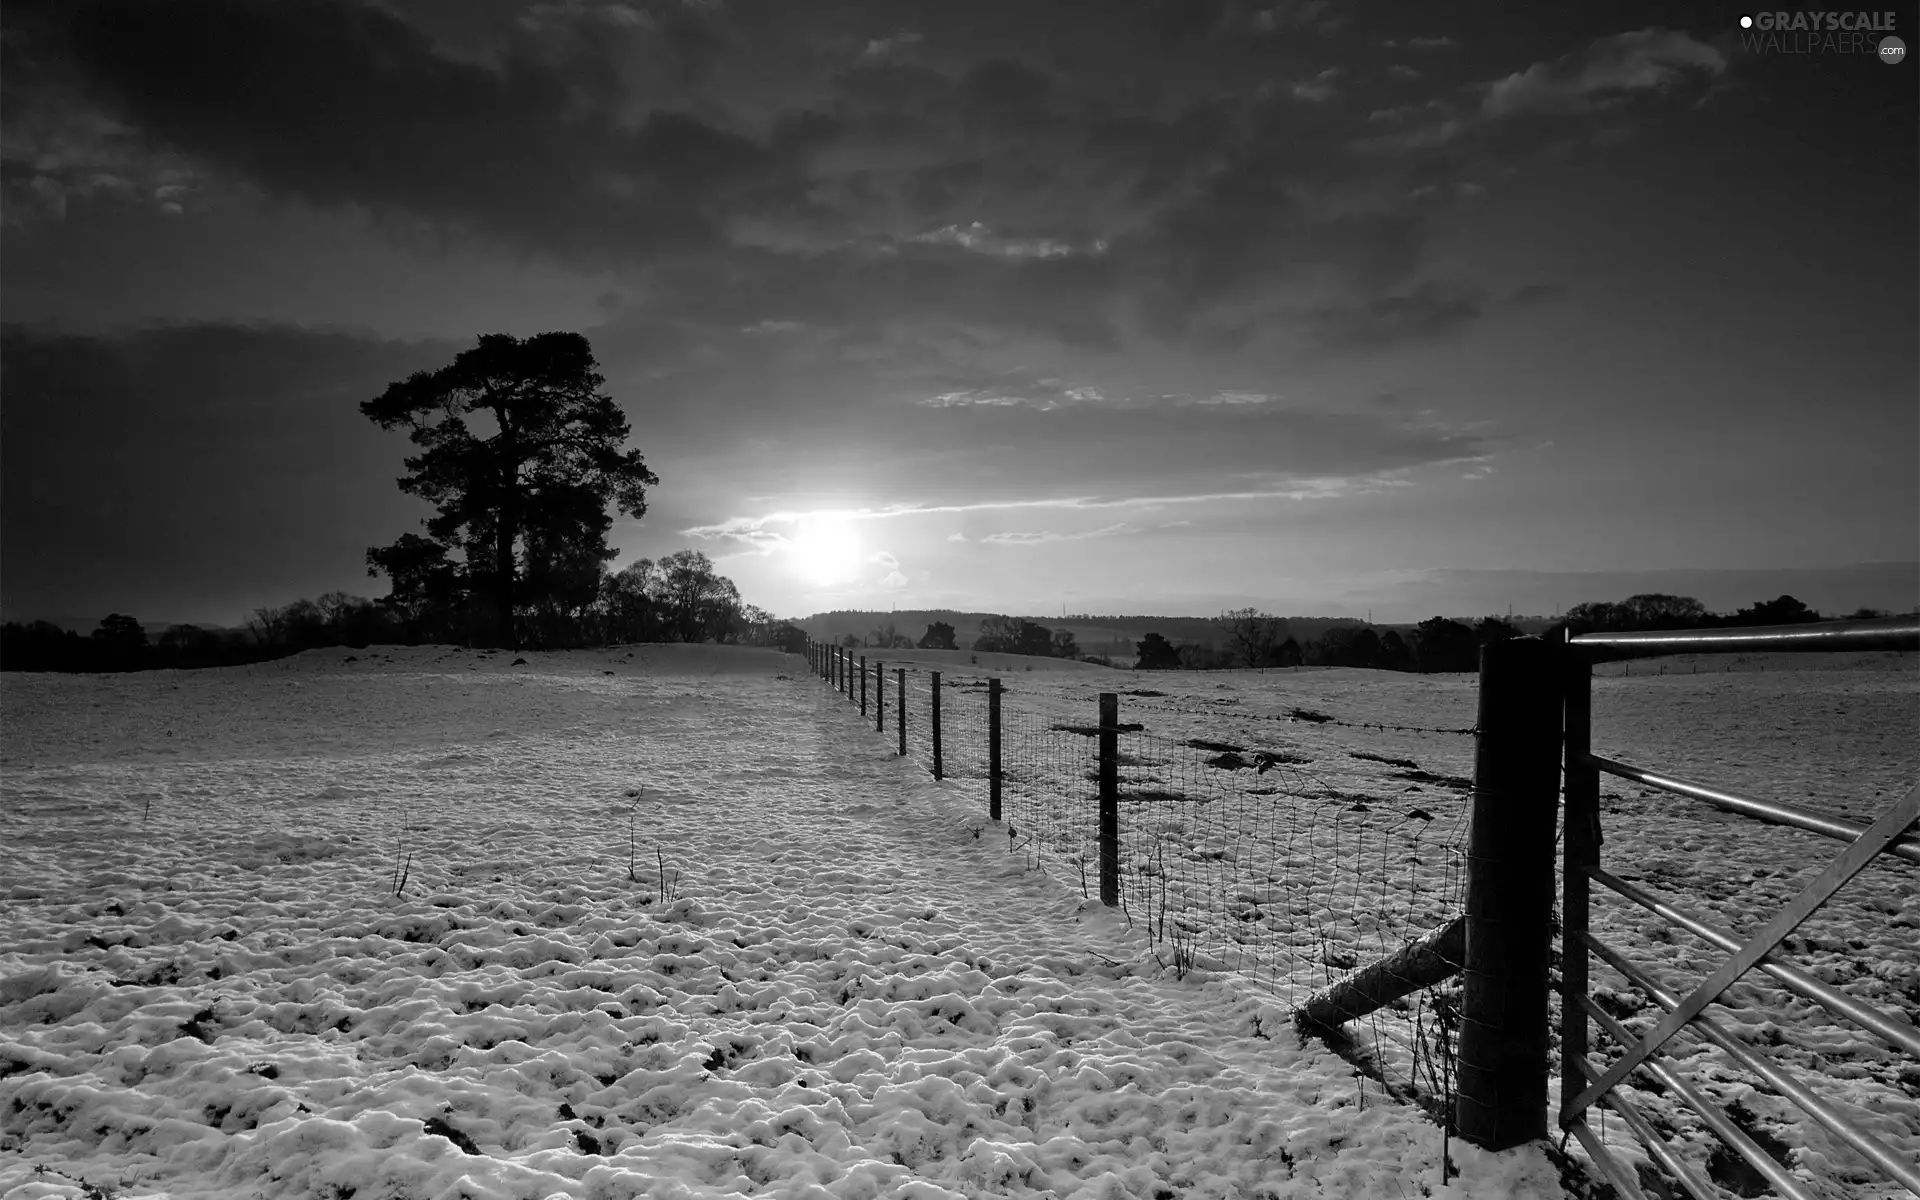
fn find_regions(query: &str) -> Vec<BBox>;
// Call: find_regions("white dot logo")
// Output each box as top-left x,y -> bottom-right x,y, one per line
1739,14 -> 1754,28
1881,36 -> 1907,64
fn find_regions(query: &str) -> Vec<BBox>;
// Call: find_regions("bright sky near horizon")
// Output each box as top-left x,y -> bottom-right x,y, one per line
2,0 -> 1915,626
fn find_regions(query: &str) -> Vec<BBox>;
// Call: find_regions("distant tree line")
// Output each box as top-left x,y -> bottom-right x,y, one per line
843,617 -> 949,650
971,616 -> 1081,659
0,549 -> 807,673
829,617 -> 1086,660
1134,609 -> 1504,673
1130,594 -> 1904,674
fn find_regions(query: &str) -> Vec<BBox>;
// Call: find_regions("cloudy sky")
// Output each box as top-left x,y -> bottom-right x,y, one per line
3,0 -> 1915,626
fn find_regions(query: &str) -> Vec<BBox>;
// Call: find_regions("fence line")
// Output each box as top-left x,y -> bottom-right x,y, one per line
800,638 -> 1480,1114
800,621 -> 1919,1199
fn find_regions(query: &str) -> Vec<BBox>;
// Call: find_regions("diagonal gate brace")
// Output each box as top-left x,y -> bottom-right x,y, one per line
1566,781 -> 1920,1123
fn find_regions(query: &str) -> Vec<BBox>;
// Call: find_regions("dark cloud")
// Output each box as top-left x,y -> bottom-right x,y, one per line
959,58 -> 1057,133
1351,27 -> 1724,162
1304,282 -> 1486,350
1502,283 -> 1569,308
8,0 -> 772,260
2,3 -> 1746,381
1141,0 -> 1234,49
0,321 -> 459,619
3,0 -> 1474,357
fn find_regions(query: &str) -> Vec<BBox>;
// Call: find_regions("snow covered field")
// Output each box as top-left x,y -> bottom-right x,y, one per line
1,644 -> 1914,1199
832,651 -> 1920,1198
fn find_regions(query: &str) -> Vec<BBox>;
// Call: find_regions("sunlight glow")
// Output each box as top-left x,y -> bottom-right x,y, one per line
787,514 -> 865,585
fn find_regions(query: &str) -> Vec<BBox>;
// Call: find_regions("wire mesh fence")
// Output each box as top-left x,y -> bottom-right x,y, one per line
802,641 -> 1480,1111
1110,727 -> 1469,992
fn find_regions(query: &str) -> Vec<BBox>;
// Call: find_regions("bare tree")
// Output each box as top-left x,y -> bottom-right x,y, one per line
1223,607 -> 1285,667
248,606 -> 287,649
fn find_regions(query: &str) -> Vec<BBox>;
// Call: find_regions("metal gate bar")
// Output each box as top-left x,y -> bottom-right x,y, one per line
1579,997 -> 1818,1200
1571,1055 -> 1719,1200
1589,865 -> 1920,1056
1581,752 -> 1920,865
1582,930 -> 1920,1194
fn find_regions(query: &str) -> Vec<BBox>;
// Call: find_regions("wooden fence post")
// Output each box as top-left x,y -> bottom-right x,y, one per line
860,656 -> 867,715
931,671 -> 943,779
1098,692 -> 1119,907
1562,636 -> 1599,1132
989,678 -> 1003,821
875,661 -> 885,731
1456,636 -> 1564,1151
896,668 -> 907,756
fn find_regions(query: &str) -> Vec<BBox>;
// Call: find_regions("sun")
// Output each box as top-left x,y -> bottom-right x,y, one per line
788,514 -> 865,585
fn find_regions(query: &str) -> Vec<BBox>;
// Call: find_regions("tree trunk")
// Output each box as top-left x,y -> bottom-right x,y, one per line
495,419 -> 519,650
1295,915 -> 1465,1031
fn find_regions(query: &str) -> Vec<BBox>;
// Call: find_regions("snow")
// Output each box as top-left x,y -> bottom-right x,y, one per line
1,644 -> 1913,1199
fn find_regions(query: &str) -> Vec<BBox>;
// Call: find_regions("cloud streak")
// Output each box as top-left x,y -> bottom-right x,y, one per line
1481,29 -> 1726,118
681,474 -> 1427,546
979,523 -> 1144,545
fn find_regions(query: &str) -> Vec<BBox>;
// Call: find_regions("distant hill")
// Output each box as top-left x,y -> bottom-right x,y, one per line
795,609 -> 1563,656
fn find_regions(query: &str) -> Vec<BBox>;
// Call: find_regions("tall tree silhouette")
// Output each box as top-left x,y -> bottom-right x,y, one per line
1411,616 -> 1478,673
361,333 -> 658,648
91,613 -> 148,669
1135,632 -> 1180,670
1731,594 -> 1821,626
